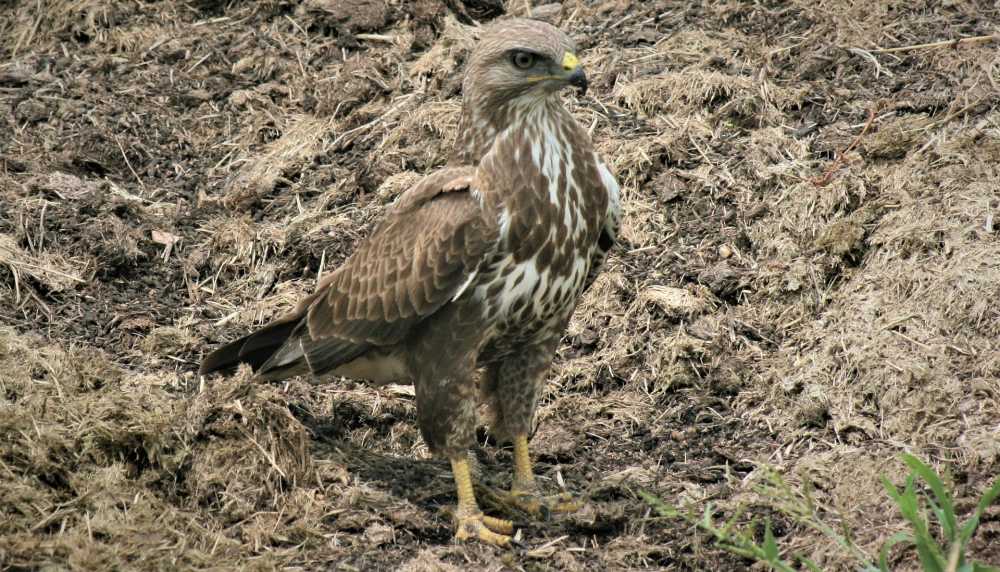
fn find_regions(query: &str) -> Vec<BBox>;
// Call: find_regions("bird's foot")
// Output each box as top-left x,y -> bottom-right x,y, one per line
488,487 -> 582,521
454,512 -> 515,546
480,485 -> 584,521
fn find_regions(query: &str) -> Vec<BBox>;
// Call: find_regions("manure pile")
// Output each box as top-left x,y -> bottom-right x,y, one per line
1,0 -> 998,569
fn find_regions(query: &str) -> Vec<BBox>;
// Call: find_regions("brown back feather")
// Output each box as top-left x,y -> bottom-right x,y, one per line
200,167 -> 498,379
304,167 -> 494,342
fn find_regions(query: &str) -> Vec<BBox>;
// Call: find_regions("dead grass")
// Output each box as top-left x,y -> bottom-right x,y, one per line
2,0 -> 999,569
223,115 -> 337,209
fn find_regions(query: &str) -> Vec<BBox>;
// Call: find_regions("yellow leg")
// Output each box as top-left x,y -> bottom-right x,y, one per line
450,456 -> 514,546
512,434 -> 535,492
503,434 -> 582,519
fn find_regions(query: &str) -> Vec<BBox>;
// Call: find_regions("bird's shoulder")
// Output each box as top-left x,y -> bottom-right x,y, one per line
301,165 -> 499,341
390,166 -> 480,216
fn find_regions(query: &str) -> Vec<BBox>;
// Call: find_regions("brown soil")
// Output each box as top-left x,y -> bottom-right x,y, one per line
2,0 -> 998,570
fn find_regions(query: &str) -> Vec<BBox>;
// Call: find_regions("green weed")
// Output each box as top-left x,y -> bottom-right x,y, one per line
639,453 -> 1000,571
878,454 -> 1000,572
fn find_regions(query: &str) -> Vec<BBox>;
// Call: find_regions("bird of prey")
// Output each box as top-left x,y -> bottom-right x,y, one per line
200,17 -> 621,547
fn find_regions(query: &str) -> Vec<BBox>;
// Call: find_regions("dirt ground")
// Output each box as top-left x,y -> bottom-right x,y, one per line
1,0 -> 999,570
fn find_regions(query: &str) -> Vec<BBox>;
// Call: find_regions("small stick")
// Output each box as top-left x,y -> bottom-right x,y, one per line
354,33 -> 395,43
810,106 -> 877,188
527,535 -> 570,558
114,135 -> 147,194
866,33 -> 998,54
890,329 -> 932,351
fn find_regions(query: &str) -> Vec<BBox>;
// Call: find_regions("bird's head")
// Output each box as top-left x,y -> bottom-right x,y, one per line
464,18 -> 587,107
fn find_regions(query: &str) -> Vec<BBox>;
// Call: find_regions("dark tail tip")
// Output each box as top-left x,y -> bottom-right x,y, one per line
199,336 -> 250,375
199,320 -> 299,376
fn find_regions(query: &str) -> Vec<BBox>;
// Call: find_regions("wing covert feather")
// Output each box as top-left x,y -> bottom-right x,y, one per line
304,167 -> 496,345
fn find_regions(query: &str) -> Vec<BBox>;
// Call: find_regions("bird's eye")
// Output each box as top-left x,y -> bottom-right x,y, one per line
511,51 -> 536,70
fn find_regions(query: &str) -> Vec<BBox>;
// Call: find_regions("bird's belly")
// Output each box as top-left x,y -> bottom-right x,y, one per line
330,349 -> 409,385
474,249 -> 593,348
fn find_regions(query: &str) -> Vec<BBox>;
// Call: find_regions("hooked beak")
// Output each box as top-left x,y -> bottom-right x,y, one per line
561,52 -> 588,95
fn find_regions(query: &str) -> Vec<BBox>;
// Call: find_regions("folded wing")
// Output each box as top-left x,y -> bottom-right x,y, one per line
199,167 -> 497,380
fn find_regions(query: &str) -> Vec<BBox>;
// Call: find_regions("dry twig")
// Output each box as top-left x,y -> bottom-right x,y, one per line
866,33 -> 998,54
810,107 -> 877,188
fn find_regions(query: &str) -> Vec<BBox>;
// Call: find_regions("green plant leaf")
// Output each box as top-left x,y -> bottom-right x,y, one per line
914,534 -> 946,572
701,503 -> 716,530
802,558 -> 824,572
903,453 -> 957,539
926,496 -> 951,541
885,474 -> 932,542
959,476 -> 1000,544
763,521 -> 779,561
719,506 -> 746,538
637,489 -> 678,518
878,531 -> 914,572
882,476 -> 902,503
885,469 -> 945,570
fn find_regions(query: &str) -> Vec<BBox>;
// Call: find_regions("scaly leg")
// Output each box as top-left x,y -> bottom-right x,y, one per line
512,433 -> 535,491
479,346 -> 581,520
451,455 -> 515,546
502,434 -> 581,520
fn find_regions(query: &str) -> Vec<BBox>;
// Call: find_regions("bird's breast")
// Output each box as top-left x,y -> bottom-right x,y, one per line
464,103 -> 613,352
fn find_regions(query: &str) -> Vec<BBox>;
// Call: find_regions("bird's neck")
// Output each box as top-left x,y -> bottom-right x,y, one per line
470,94 -> 597,220
452,93 -> 563,165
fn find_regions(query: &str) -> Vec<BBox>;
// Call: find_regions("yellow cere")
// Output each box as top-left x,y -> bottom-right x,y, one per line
561,52 -> 580,71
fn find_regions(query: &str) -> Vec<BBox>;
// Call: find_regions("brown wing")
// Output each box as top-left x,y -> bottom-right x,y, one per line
200,166 -> 497,379
305,168 -> 492,341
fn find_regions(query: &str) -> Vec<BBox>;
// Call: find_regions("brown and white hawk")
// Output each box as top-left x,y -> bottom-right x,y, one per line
201,18 -> 621,546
